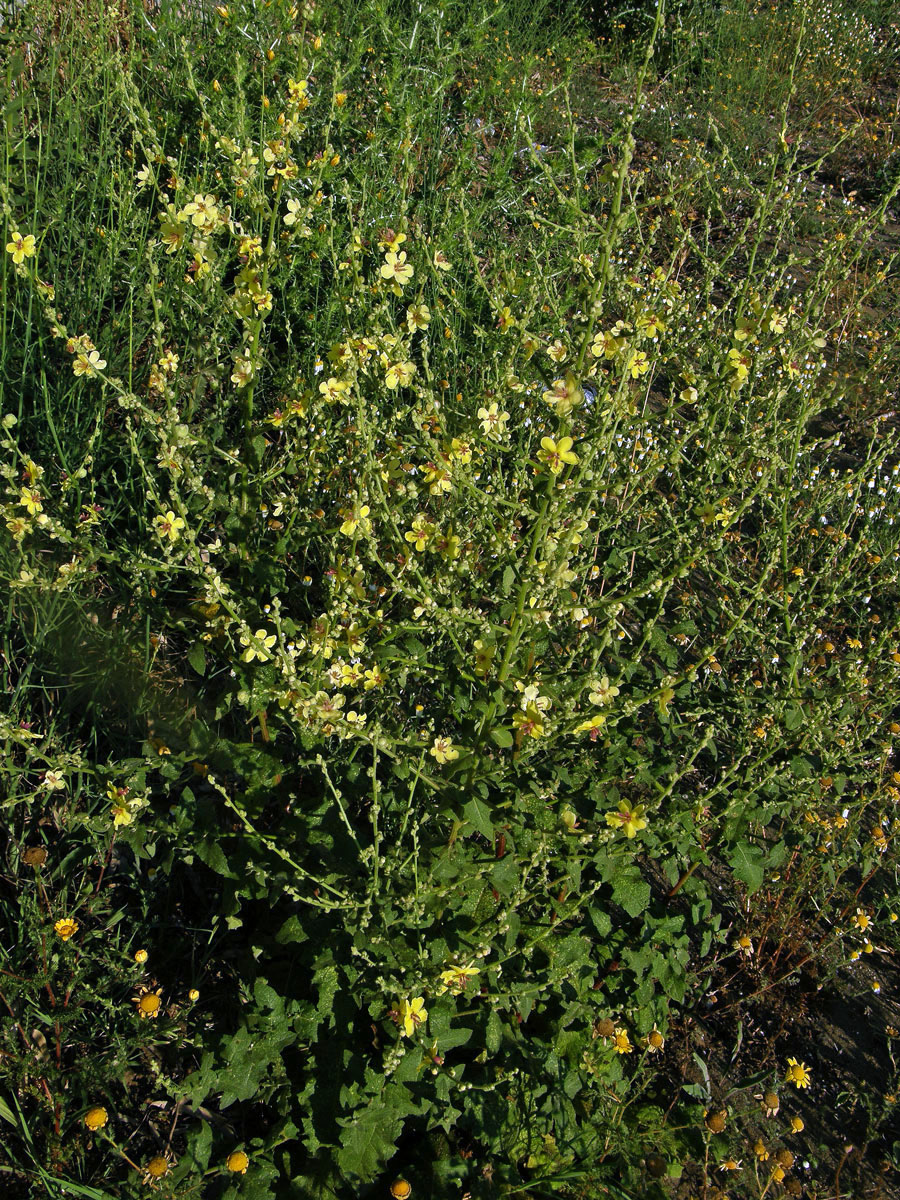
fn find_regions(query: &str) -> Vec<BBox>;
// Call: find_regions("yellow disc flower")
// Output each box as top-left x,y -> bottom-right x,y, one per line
226,1150 -> 250,1174
614,1029 -> 632,1054
143,1154 -> 173,1183
784,1057 -> 811,1088
133,987 -> 163,1019
54,917 -> 79,941
84,1106 -> 108,1130
134,949 -> 148,964
6,231 -> 36,264
605,802 -> 648,839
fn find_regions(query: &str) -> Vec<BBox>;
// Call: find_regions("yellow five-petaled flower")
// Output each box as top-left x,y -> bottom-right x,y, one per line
538,435 -> 578,476
398,996 -> 428,1037
429,736 -> 459,764
6,231 -> 36,264
380,250 -> 414,285
605,801 -> 648,839
73,350 -> 107,377
155,510 -> 185,543
240,628 -> 277,663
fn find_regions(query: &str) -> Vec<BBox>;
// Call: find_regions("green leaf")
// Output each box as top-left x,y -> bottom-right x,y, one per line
463,797 -> 494,840
501,565 -> 516,595
490,726 -> 513,749
335,1089 -> 415,1180
485,1009 -> 502,1054
187,641 -> 207,676
612,869 -> 650,917
728,840 -> 765,894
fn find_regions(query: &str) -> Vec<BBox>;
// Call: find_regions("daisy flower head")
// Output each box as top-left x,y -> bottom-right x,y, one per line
133,986 -> 163,1020
784,1057 -> 811,1088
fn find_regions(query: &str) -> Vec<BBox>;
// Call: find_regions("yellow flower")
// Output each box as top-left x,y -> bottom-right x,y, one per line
496,305 -> 516,332
575,714 -> 606,737
477,402 -> 509,437
398,996 -> 428,1037
133,987 -> 163,1019
84,1106 -> 108,1130
384,360 -> 416,389
588,676 -> 619,706
19,488 -> 42,515
240,628 -> 277,663
784,1057 -> 811,1088
339,504 -> 370,536
433,249 -> 451,271
512,703 -> 546,739
155,510 -> 185,543
188,988 -> 200,1002
537,435 -> 578,476
73,350 -> 107,377
404,515 -> 434,552
626,350 -> 650,378
439,964 -> 479,993
790,1116 -> 804,1133
613,1029 -> 632,1054
54,918 -> 79,941
134,949 -> 148,964
6,231 -> 36,264
226,1150 -> 250,1174
390,1181 -> 412,1199
111,801 -> 135,827
178,193 -> 219,229
143,1154 -> 173,1184
605,802 -> 648,839
753,1139 -> 769,1161
429,737 -> 459,764
406,302 -> 431,331
380,250 -> 414,285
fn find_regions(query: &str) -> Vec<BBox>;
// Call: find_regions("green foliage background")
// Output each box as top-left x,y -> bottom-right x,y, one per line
1,0 -> 899,1194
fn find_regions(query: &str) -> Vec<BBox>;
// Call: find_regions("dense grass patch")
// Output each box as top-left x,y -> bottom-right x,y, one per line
1,0 -> 899,1195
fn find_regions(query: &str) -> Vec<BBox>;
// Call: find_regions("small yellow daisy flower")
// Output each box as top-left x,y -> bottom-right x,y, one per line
84,1106 -> 108,1130
133,987 -> 163,1019
784,1057 -> 811,1088
54,917 -> 79,941
226,1150 -> 250,1174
